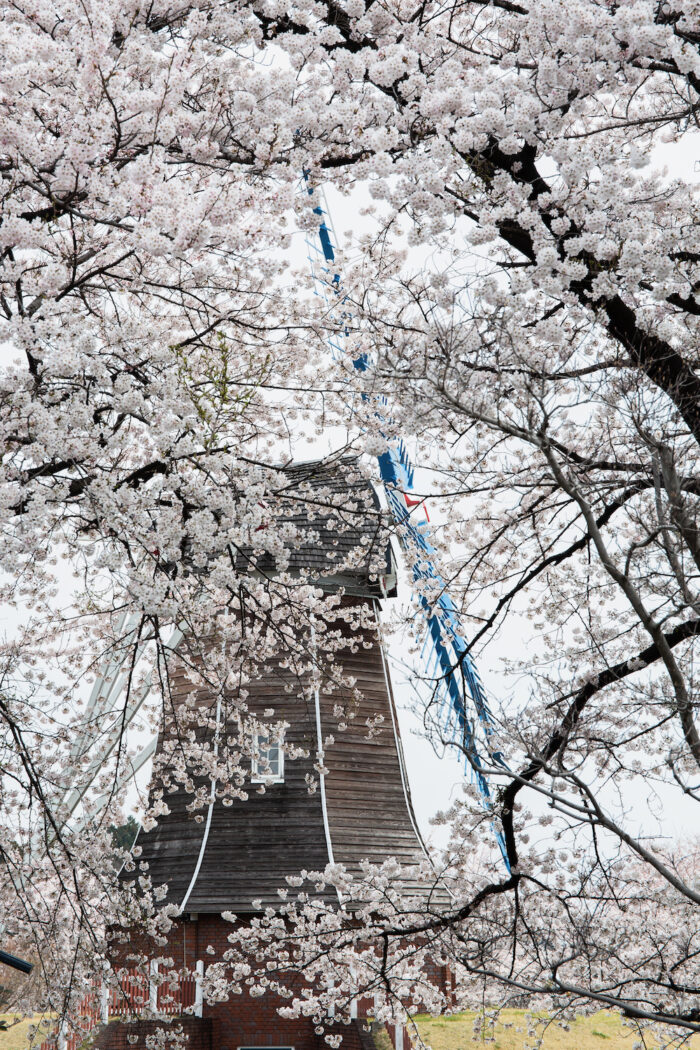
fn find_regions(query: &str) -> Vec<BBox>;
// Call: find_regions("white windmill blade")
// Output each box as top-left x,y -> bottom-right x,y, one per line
64,614 -> 143,769
26,739 -> 158,875
76,736 -> 159,828
57,626 -> 184,828
58,680 -> 156,826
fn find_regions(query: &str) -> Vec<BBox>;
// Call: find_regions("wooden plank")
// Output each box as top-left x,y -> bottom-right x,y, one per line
125,592 -> 448,912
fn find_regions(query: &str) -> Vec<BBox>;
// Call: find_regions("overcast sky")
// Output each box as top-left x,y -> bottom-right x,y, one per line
294,132 -> 700,855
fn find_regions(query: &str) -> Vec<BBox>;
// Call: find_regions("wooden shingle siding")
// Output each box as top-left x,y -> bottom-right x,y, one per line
234,459 -> 396,596
128,464 -> 444,915
321,599 -> 435,901
131,595 -> 438,913
133,664 -> 336,914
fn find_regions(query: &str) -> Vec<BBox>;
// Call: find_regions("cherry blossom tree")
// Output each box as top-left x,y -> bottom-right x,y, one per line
3,0 -> 700,1044
0,0 -> 376,1018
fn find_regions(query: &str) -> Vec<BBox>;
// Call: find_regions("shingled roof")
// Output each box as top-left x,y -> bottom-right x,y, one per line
235,457 -> 397,596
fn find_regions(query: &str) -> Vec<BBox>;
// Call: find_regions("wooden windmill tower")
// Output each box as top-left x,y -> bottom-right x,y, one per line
106,459 -> 448,1050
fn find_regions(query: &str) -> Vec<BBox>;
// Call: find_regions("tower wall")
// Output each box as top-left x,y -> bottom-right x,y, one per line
108,912 -> 452,1050
108,463 -> 448,1050
133,596 -> 431,915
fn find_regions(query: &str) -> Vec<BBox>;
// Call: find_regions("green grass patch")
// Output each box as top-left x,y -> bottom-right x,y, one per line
6,1009 -> 700,1050
0,1015 -> 55,1050
413,1009 -> 700,1049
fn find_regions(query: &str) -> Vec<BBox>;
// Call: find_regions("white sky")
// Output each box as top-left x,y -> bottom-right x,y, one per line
291,132 -> 700,855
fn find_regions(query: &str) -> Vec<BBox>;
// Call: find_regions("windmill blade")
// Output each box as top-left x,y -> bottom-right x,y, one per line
304,179 -> 509,869
55,627 -> 183,830
62,615 -> 144,782
76,736 -> 158,829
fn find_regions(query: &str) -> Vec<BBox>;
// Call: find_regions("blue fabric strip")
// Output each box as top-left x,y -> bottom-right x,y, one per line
303,174 -> 510,869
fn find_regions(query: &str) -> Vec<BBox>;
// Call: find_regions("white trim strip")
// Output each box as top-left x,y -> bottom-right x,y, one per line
310,620 -> 339,889
180,693 -> 222,912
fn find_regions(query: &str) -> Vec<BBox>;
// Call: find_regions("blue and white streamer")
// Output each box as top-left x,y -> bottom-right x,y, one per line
303,179 -> 509,868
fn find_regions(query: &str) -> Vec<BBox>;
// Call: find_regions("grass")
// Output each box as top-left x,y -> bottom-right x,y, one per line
4,1010 -> 700,1050
0,1015 -> 54,1050
413,1010 -> 700,1050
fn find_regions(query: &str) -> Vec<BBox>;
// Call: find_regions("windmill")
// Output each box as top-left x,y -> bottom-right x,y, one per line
103,458 -> 451,1050
41,178 -> 503,1050
47,184 -> 504,865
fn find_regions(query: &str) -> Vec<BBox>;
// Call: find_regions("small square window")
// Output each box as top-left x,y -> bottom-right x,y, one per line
251,731 -> 284,783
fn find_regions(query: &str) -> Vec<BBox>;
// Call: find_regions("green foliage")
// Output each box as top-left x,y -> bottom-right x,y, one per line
174,334 -> 272,450
108,816 -> 139,854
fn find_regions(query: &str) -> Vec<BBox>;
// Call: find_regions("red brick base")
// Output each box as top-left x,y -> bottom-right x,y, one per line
106,914 -> 434,1050
93,1016 -> 386,1050
93,1018 -> 213,1050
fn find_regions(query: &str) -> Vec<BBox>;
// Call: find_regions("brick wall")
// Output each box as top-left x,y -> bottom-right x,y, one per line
95,1017 -> 386,1050
107,915 -> 447,1050
107,915 -> 354,1050
93,1018 -> 213,1050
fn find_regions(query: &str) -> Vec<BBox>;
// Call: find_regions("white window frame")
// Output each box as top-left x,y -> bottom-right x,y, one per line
251,730 -> 285,784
